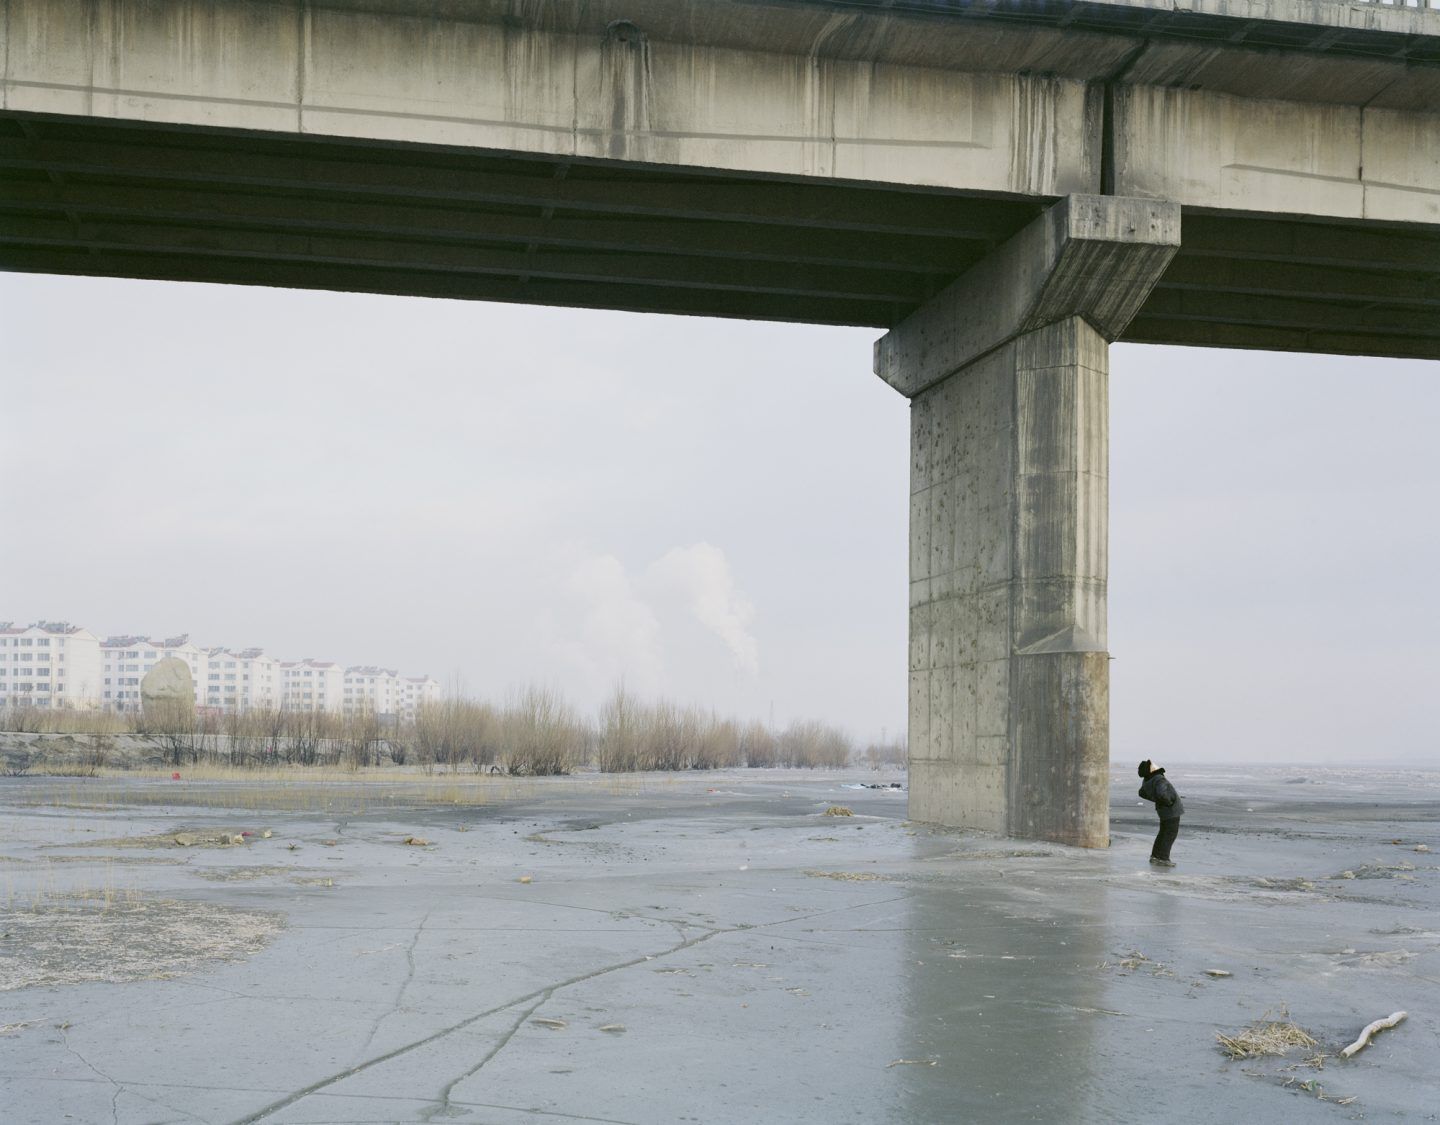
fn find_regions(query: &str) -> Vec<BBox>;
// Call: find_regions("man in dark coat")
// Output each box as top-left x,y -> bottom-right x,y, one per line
1138,760 -> 1184,867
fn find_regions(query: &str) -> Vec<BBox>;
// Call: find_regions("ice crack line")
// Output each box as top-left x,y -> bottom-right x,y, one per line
226,925 -> 725,1125
419,993 -> 548,1122
352,908 -> 432,1062
61,1028 -> 122,1125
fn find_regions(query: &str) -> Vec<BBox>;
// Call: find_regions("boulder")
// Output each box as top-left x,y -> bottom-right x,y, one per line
142,658 -> 195,729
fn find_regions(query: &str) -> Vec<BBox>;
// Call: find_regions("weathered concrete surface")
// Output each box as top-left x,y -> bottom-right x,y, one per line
875,195 -> 1180,397
0,765 -> 1436,1123
1113,84 -> 1440,226
2,0 -> 1436,212
886,196 -> 1175,846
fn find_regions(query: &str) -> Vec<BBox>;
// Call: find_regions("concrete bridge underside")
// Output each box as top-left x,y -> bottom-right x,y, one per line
3,0 -> 1438,847
2,111 -> 1437,359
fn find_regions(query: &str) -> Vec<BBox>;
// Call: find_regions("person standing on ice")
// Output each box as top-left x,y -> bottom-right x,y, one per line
1138,760 -> 1184,868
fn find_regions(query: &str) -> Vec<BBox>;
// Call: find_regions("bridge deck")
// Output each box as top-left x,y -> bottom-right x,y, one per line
2,113 -> 1436,360
792,0 -> 1440,62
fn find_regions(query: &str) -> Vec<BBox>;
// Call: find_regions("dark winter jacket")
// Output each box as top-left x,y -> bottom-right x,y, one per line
1139,769 -> 1185,820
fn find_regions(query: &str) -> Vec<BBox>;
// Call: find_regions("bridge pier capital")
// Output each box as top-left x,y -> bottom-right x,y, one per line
875,194 -> 1179,847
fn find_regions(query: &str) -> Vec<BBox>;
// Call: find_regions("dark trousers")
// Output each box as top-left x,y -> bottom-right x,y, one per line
1152,817 -> 1180,861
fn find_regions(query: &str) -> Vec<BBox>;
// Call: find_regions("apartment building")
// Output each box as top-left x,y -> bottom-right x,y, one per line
5,618 -> 439,716
280,659 -> 344,713
343,666 -> 400,717
399,675 -> 441,719
198,648 -> 281,713
342,669 -> 440,721
0,622 -> 103,709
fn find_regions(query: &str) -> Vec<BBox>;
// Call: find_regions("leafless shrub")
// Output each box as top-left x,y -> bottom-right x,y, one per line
777,720 -> 853,768
739,721 -> 778,768
498,686 -> 586,776
414,698 -> 500,771
0,705 -> 45,734
596,685 -> 645,773
135,706 -> 207,767
3,683 -> 870,776
596,690 -> 746,771
863,738 -> 907,770
78,734 -> 112,777
691,714 -> 742,771
344,707 -> 385,770
0,704 -> 132,735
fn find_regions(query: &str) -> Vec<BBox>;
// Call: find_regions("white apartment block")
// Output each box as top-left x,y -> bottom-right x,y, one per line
343,666 -> 400,717
340,670 -> 438,721
5,618 -> 439,717
280,659 -> 344,713
399,676 -> 441,718
0,622 -> 103,709
198,647 -> 281,713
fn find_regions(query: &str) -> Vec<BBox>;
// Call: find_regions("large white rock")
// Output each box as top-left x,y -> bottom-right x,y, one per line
142,658 -> 195,720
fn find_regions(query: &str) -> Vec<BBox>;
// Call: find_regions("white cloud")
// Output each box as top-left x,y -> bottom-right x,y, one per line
643,543 -> 760,677
544,543 -> 759,708
546,554 -> 665,699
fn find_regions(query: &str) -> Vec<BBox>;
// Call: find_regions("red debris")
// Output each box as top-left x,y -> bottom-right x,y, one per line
171,772 -> 181,781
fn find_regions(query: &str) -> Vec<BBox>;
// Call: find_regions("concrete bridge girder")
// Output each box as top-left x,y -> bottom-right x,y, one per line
3,0 -> 1438,221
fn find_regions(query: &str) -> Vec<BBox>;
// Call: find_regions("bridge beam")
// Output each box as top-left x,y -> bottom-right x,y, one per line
875,195 -> 1179,847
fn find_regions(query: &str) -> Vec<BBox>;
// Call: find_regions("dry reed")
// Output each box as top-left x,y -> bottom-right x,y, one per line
1217,1011 -> 1318,1059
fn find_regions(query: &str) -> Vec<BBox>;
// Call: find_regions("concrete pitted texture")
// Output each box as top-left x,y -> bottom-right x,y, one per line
0,766 -> 1436,1123
883,197 -> 1178,846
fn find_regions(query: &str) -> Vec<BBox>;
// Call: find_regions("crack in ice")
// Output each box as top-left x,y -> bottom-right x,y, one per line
351,908 -> 432,1063
225,925 -> 724,1125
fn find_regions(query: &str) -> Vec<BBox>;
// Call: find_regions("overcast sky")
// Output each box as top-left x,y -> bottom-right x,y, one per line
3,272 -> 1436,763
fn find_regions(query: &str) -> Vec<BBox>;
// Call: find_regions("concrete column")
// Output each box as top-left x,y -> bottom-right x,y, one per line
875,195 -> 1180,847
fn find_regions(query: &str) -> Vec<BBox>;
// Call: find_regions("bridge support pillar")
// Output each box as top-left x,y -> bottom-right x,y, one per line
875,195 -> 1180,846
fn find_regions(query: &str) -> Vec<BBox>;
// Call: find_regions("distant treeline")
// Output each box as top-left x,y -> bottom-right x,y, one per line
0,687 -> 906,775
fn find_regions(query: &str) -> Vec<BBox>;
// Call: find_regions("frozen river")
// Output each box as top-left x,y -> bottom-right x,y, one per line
1,764 -> 1436,1123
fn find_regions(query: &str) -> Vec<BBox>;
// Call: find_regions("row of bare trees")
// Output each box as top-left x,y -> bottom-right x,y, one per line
0,687 -> 904,776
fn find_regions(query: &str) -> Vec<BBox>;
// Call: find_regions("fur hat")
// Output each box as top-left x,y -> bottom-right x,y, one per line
1137,759 -> 1152,778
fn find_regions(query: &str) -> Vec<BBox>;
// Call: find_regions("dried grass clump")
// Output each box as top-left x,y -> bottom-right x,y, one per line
1217,1012 -> 1318,1060
823,805 -> 854,817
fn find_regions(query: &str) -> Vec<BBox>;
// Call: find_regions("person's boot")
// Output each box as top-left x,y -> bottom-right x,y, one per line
1149,857 -> 1177,868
